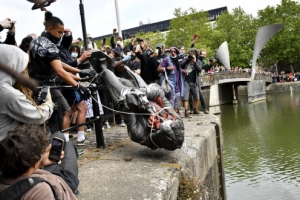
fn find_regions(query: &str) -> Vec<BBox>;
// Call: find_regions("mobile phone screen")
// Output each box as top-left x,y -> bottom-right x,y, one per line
49,137 -> 64,162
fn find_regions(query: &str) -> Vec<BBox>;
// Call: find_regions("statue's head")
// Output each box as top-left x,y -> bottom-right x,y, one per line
152,119 -> 184,151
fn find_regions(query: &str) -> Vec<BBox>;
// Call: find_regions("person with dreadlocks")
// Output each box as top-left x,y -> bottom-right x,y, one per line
157,47 -> 184,113
29,11 -> 95,143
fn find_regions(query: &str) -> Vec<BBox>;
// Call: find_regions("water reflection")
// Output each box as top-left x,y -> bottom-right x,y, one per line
221,91 -> 300,200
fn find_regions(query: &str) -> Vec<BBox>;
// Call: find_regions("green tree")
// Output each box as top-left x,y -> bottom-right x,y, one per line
134,31 -> 166,48
211,7 -> 256,68
165,8 -> 212,52
256,0 -> 300,71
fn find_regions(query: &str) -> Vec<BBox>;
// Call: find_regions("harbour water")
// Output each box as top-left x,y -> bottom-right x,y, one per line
219,91 -> 300,200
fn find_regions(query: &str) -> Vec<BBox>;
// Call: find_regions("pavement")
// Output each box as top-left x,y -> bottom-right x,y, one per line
71,110 -> 220,200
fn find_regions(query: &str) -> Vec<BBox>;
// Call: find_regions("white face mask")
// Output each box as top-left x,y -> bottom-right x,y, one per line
71,52 -> 78,58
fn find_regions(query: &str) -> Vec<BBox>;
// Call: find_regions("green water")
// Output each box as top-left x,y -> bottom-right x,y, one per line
220,91 -> 300,200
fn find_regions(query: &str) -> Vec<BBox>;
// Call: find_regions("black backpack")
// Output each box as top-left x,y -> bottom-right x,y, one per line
0,177 -> 60,200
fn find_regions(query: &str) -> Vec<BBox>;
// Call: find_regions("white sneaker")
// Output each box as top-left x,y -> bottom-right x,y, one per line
105,122 -> 111,129
86,128 -> 92,132
105,122 -> 111,128
119,120 -> 126,127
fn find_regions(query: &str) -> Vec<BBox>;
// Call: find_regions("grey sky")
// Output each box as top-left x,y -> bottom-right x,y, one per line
0,0 -> 282,44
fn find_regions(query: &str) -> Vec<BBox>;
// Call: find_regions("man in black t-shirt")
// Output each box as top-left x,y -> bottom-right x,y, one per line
180,49 -> 202,117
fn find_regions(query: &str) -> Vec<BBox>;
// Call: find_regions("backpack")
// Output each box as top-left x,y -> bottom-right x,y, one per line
0,177 -> 60,200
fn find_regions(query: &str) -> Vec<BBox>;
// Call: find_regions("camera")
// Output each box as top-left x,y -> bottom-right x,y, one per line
9,22 -> 15,30
209,57 -> 216,62
146,49 -> 153,56
188,54 -> 195,60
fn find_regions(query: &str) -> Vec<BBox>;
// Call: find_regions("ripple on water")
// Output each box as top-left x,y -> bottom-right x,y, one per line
222,92 -> 300,199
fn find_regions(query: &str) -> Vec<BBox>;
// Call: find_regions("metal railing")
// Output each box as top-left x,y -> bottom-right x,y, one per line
200,72 -> 272,87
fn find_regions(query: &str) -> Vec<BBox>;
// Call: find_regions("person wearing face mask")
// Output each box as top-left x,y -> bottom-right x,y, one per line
157,47 -> 184,111
29,11 -> 94,142
81,33 -> 98,50
69,45 -> 81,60
55,29 -> 95,146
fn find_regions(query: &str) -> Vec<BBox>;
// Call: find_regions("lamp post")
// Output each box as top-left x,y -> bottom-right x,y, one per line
114,0 -> 122,38
79,0 -> 88,50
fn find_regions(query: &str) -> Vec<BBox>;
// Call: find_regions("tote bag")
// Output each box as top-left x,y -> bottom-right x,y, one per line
161,70 -> 172,97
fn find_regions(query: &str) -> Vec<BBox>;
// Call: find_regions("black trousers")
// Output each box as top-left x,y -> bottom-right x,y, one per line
43,131 -> 79,193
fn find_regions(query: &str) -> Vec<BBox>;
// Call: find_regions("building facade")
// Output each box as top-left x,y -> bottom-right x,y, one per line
94,6 -> 228,41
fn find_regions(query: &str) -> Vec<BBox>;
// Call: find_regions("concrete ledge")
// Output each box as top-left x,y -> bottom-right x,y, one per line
78,114 -> 222,200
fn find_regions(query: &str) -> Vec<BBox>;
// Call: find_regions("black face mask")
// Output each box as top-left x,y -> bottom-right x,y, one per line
46,32 -> 61,44
199,56 -> 204,61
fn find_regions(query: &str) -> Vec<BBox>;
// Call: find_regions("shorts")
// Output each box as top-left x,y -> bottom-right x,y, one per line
183,81 -> 199,101
63,88 -> 83,106
51,89 -> 70,114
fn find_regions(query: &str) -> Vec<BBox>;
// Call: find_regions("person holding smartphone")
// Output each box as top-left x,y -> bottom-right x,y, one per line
0,124 -> 77,199
0,44 -> 80,194
0,44 -> 55,141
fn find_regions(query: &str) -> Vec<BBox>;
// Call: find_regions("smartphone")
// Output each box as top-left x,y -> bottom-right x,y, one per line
32,0 -> 53,10
9,22 -> 15,30
103,38 -> 106,44
36,86 -> 49,105
40,86 -> 49,103
49,137 -> 65,162
193,34 -> 198,40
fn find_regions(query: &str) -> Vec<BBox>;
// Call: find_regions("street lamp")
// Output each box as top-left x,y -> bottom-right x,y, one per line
79,0 -> 88,50
114,0 -> 122,38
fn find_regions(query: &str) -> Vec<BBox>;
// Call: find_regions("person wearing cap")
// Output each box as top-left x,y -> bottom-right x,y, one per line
157,47 -> 184,112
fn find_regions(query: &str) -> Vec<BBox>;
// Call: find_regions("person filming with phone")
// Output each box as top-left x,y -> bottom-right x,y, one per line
0,44 -> 80,195
0,124 -> 77,200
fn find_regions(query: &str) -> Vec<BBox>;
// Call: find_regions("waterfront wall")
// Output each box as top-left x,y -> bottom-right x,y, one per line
77,114 -> 224,200
266,82 -> 300,92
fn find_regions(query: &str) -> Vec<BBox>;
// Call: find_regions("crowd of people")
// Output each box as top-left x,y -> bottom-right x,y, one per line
0,5 -> 216,199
